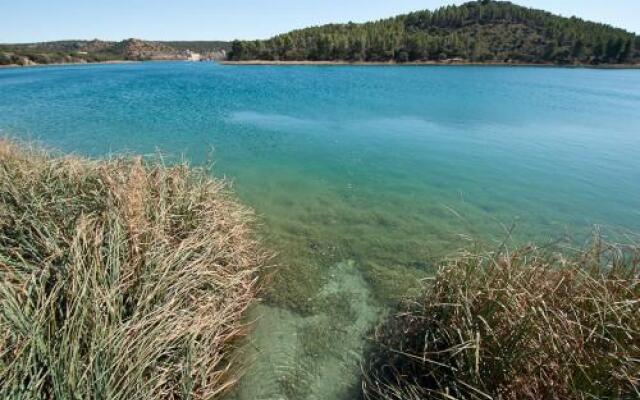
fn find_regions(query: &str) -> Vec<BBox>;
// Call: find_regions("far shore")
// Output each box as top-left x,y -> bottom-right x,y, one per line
220,60 -> 640,69
3,59 -> 638,70
0,60 -> 141,69
0,59 -> 222,69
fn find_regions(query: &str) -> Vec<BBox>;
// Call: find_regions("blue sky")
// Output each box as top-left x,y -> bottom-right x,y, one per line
2,0 -> 638,43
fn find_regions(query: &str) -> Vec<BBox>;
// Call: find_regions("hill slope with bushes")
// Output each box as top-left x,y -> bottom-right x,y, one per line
0,39 -> 230,66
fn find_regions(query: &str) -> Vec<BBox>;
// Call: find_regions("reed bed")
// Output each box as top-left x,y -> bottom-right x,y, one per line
363,239 -> 640,399
0,140 -> 269,399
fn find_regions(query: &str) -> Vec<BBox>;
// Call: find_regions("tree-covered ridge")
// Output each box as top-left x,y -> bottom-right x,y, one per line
228,0 -> 640,64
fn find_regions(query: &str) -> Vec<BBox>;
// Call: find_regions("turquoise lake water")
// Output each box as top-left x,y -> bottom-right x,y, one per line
1,62 -> 639,399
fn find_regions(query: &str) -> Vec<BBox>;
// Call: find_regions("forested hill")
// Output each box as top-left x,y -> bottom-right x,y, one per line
227,0 -> 640,64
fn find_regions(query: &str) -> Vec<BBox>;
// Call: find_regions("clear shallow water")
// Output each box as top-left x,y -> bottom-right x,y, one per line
1,62 -> 640,399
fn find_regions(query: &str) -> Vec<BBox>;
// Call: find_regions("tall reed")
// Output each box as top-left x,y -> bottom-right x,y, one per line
363,239 -> 640,399
0,140 -> 269,399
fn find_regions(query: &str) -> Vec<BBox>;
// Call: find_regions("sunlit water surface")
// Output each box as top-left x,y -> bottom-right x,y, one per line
1,62 -> 639,399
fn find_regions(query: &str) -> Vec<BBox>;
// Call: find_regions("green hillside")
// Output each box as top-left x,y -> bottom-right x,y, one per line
228,0 -> 640,64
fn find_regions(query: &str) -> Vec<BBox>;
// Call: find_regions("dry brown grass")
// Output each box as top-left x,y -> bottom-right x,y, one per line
362,239 -> 640,400
0,140 -> 270,399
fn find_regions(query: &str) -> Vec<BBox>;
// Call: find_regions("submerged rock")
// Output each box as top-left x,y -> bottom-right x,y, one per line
231,260 -> 380,400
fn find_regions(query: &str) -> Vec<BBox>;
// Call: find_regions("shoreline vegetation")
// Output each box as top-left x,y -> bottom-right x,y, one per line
0,140 -> 269,399
363,240 -> 640,399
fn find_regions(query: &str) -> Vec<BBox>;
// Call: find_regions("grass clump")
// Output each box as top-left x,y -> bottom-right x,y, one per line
0,140 -> 269,399
362,239 -> 640,399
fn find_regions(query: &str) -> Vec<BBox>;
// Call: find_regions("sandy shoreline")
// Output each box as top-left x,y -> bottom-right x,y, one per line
220,60 -> 640,69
